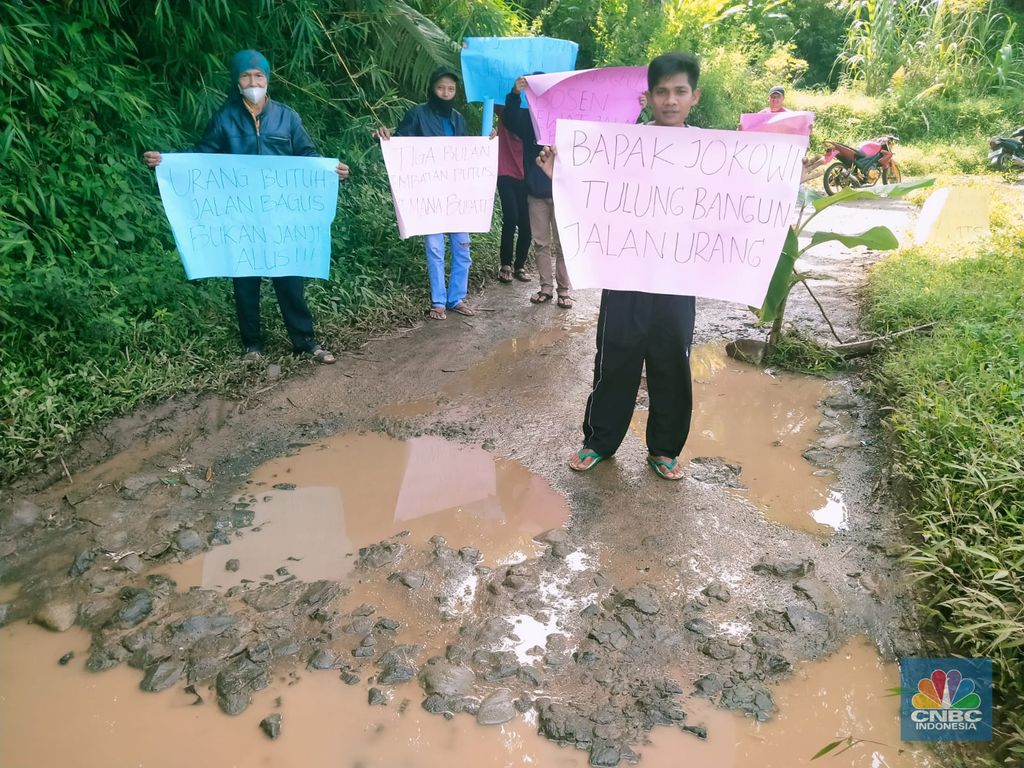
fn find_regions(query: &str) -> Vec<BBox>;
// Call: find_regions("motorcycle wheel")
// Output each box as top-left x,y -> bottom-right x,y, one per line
882,161 -> 902,184
823,162 -> 848,196
994,152 -> 1009,170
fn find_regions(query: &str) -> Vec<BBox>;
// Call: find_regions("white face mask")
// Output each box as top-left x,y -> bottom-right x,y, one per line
240,86 -> 267,104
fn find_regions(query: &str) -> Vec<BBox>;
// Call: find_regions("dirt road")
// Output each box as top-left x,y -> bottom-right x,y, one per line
0,198 -> 939,767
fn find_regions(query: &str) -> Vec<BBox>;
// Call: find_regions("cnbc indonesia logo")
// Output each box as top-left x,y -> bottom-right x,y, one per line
911,669 -> 982,730
900,659 -> 992,742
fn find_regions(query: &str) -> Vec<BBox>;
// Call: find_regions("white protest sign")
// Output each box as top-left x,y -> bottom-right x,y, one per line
552,120 -> 807,305
380,137 -> 499,239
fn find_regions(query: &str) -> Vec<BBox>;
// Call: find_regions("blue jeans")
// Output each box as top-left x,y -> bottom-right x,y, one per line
424,233 -> 471,308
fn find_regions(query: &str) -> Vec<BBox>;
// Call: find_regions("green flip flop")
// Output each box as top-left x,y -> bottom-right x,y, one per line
647,456 -> 683,481
570,449 -> 604,472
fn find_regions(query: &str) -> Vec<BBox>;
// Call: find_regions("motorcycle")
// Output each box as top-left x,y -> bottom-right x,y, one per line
988,127 -> 1024,170
821,135 -> 901,195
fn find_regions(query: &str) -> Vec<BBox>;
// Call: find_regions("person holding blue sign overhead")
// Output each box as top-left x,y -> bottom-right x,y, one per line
374,67 -> 476,321
143,49 -> 349,364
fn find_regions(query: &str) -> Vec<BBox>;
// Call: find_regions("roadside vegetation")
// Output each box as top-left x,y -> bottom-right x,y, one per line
864,186 -> 1024,764
1,3 -> 1022,759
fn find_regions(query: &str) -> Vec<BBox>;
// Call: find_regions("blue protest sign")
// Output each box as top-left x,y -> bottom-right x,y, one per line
155,154 -> 339,280
460,36 -> 578,103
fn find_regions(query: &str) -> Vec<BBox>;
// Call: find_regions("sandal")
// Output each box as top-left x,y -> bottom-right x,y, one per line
498,266 -> 513,283
514,269 -> 532,282
647,455 -> 684,481
569,449 -> 604,472
530,291 -> 553,304
556,295 -> 574,309
309,345 -> 336,365
449,302 -> 476,317
428,306 -> 447,320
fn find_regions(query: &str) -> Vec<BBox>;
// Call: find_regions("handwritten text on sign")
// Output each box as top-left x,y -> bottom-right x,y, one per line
380,137 -> 499,239
525,67 -> 647,145
460,36 -> 578,103
552,120 -> 808,305
155,154 -> 339,280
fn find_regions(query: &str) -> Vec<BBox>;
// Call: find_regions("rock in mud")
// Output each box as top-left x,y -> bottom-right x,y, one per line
0,603 -> 8,627
272,483 -> 296,491
388,570 -> 426,590
35,601 -> 77,632
688,457 -> 746,489
339,668 -> 360,685
752,556 -> 814,578
801,448 -> 834,467
785,605 -> 831,635
477,688 -> 516,725
377,646 -> 420,685
260,713 -> 282,740
243,582 -> 306,612
170,615 -> 236,644
86,643 -> 129,672
719,682 -> 775,721
216,657 -> 270,715
589,742 -> 623,767
357,542 -> 405,569
693,674 -> 723,697
702,581 -> 732,603
822,433 -> 861,449
69,549 -> 95,577
140,660 -> 184,692
120,472 -> 161,500
459,547 -> 482,564
536,700 -> 595,747
726,338 -> 767,366
684,618 -> 715,637
794,577 -> 837,611
621,585 -> 660,615
174,528 -> 204,555
419,658 -> 474,697
533,529 -> 569,546
225,559 -> 240,572
308,648 -> 338,670
682,723 -> 708,740
59,651 -> 75,666
824,393 -> 858,411
368,687 -> 388,706
702,638 -> 736,660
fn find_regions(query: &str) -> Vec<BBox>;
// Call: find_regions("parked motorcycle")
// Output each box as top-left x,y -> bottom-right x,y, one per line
988,126 -> 1024,170
822,135 -> 901,195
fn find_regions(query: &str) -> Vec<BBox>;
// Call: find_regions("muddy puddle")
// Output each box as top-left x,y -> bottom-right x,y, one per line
166,432 -> 568,590
632,346 -> 846,534
0,622 -> 931,768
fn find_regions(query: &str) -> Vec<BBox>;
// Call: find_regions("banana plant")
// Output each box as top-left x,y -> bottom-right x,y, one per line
757,178 -> 936,347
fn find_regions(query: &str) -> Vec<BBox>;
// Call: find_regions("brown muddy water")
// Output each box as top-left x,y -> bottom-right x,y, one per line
0,623 -> 932,768
166,432 -> 569,590
632,346 -> 846,534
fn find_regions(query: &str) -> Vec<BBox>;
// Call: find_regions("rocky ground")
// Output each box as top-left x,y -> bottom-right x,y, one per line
0,199 -> 927,765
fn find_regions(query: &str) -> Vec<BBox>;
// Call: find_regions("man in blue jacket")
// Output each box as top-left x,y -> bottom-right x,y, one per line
144,49 -> 348,363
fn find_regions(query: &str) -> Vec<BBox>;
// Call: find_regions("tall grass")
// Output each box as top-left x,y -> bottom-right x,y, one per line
865,188 -> 1024,764
840,0 -> 1024,96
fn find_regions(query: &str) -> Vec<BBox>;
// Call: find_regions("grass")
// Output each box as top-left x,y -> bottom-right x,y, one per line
864,184 -> 1024,764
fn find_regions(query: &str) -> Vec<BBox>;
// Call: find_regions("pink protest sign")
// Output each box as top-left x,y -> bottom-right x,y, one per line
525,67 -> 647,145
552,120 -> 808,306
739,110 -> 815,136
380,137 -> 498,239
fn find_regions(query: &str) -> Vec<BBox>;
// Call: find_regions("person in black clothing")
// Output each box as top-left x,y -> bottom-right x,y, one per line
502,75 -> 574,309
537,52 -> 702,480
143,49 -> 348,363
375,67 -> 476,321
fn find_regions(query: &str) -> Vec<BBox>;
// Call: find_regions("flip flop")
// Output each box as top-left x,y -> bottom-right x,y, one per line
514,269 -> 532,282
556,295 -> 574,309
498,266 -> 513,283
647,456 -> 683,481
530,291 -> 553,304
449,302 -> 476,317
570,449 -> 604,472
428,306 -> 447,320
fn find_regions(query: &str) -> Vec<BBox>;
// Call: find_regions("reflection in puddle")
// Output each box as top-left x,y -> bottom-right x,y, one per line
167,432 -> 569,590
632,346 -> 839,534
0,626 -> 932,768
